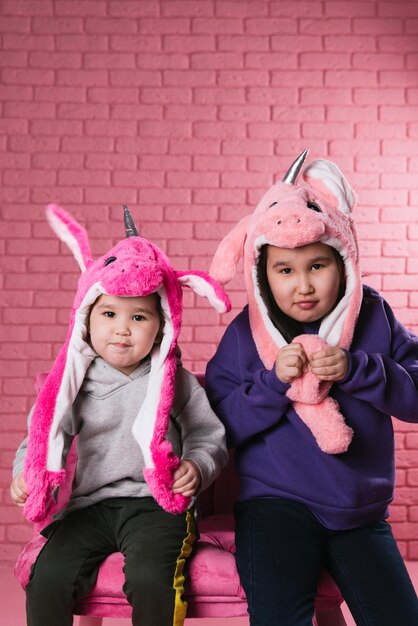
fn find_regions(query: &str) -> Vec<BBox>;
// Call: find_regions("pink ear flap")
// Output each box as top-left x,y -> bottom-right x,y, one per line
209,215 -> 250,285
177,271 -> 231,313
46,204 -> 94,272
303,159 -> 356,215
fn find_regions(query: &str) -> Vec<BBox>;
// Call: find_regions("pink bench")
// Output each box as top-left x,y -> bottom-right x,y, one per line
15,446 -> 247,621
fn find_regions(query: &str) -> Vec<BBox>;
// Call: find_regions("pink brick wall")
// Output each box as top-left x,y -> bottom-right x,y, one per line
1,0 -> 418,562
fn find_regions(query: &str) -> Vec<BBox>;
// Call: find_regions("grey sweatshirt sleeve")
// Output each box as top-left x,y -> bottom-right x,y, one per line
171,368 -> 228,492
13,435 -> 28,478
12,405 -> 35,478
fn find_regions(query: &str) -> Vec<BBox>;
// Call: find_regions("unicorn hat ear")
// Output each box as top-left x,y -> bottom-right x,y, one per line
176,271 -> 231,313
45,204 -> 94,272
302,159 -> 356,215
209,215 -> 251,285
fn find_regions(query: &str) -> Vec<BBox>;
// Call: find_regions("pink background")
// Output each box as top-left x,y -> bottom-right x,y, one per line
1,0 -> 418,566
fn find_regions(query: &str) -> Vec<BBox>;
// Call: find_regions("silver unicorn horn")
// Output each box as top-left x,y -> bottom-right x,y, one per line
123,205 -> 139,237
282,149 -> 309,185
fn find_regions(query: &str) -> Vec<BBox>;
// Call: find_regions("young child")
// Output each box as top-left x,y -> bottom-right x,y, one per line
10,205 -> 229,626
206,151 -> 418,626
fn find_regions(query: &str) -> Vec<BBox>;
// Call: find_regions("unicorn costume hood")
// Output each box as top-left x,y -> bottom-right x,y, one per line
24,205 -> 230,522
210,151 -> 363,455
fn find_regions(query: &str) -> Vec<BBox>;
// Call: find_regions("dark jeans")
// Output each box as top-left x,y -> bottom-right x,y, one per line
26,497 -> 196,626
234,497 -> 418,626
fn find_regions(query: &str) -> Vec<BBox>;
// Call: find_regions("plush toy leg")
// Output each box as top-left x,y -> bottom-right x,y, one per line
78,617 -> 103,626
293,397 -> 353,455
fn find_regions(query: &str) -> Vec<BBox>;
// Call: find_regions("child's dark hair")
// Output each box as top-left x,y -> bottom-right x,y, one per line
256,244 -> 346,343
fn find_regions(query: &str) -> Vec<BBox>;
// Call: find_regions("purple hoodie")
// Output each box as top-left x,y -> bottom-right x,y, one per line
206,287 -> 418,530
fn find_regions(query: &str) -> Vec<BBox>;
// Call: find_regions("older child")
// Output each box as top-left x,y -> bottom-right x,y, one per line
10,205 -> 229,626
206,151 -> 418,625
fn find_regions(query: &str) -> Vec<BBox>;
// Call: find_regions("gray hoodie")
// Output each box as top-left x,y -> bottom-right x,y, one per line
13,357 -> 227,516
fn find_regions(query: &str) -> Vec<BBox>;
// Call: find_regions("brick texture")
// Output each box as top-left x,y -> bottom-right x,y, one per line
1,0 -> 418,562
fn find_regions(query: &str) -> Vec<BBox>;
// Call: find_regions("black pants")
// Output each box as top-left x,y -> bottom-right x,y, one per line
26,497 -> 196,626
235,497 -> 418,626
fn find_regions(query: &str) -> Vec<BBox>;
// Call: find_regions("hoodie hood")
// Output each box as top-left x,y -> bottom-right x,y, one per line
24,204 -> 230,522
80,356 -> 151,397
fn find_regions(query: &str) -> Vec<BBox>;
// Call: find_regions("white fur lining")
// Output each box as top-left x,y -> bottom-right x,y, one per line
317,236 -> 355,346
46,284 -> 104,470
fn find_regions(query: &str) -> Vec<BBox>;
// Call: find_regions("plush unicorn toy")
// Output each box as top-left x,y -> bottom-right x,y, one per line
23,205 -> 230,523
210,150 -> 363,455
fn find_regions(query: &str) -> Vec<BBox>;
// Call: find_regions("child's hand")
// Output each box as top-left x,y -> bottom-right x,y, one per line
172,460 -> 201,497
10,473 -> 28,508
275,343 -> 308,383
310,346 -> 348,382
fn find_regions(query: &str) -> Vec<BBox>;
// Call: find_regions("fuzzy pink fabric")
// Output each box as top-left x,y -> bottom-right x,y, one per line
287,335 -> 353,454
23,205 -> 230,522
24,342 -> 72,521
144,332 -> 190,514
210,155 -> 362,454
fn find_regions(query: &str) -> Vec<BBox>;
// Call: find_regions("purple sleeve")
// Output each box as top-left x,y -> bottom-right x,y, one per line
339,301 -> 418,423
205,321 -> 292,447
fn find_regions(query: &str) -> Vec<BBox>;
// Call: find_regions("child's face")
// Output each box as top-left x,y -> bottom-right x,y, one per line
89,293 -> 162,375
266,242 -> 343,324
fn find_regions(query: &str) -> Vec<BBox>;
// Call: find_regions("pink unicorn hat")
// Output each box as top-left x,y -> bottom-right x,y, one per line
210,151 -> 363,454
24,205 -> 230,522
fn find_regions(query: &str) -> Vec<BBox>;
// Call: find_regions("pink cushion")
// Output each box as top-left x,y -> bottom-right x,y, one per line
14,534 -> 47,589
14,513 -> 248,618
15,511 -> 341,617
315,569 -> 345,612
199,513 -> 237,554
